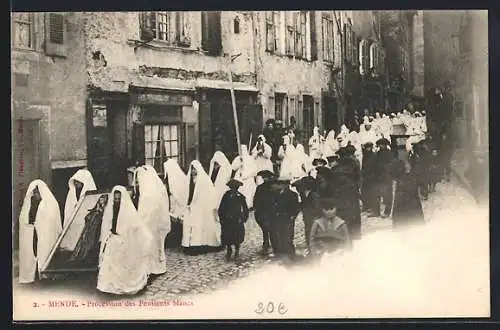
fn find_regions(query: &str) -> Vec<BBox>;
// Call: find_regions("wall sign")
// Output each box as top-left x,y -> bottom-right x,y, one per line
92,104 -> 107,127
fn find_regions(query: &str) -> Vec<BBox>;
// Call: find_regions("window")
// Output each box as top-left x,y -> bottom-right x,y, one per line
322,15 -> 334,63
45,13 -> 67,57
295,12 -> 307,58
285,12 -> 296,55
201,11 -> 222,56
140,12 -> 191,46
275,93 -> 286,122
233,17 -> 240,34
145,124 -> 181,176
369,43 -> 379,75
265,11 -> 276,52
359,39 -> 369,75
13,13 -> 34,49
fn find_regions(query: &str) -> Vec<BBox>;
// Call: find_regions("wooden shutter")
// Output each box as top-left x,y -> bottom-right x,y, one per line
139,12 -> 154,41
198,101 -> 212,170
309,11 -> 318,61
45,13 -> 67,57
182,123 -> 197,172
202,11 -> 222,56
132,122 -> 145,166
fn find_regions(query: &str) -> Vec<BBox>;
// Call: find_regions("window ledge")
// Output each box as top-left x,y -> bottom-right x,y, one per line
128,39 -> 207,55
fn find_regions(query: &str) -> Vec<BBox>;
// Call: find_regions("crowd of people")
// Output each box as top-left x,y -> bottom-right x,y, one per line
18,108 -> 455,296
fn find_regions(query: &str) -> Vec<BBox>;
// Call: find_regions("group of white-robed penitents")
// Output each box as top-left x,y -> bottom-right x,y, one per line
17,112 -> 427,295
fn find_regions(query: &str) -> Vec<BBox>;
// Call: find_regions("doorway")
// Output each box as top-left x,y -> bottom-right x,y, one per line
107,101 -> 129,187
323,96 -> 338,133
303,95 -> 315,138
12,119 -> 41,249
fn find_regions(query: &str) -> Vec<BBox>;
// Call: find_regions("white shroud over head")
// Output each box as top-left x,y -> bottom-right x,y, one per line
64,169 -> 97,224
18,179 -> 62,283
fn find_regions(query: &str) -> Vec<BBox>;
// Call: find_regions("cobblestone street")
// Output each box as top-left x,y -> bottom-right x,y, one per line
13,177 -> 480,303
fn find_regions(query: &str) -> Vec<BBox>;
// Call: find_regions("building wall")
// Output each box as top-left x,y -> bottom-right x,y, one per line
12,13 -> 88,175
255,11 -> 331,132
423,10 -> 463,93
412,11 -> 425,98
84,11 -> 256,92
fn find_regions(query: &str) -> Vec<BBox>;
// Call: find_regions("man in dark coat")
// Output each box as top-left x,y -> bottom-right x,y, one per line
375,137 -> 395,217
331,147 -> 362,240
292,175 -> 320,253
218,179 -> 250,261
270,179 -> 301,259
361,142 -> 378,216
253,170 -> 277,255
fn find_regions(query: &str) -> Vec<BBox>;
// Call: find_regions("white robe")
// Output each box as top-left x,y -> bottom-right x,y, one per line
232,154 -> 258,209
308,134 -> 323,160
18,180 -> 62,283
278,143 -> 297,180
182,161 -> 221,247
164,159 -> 188,219
98,186 -> 153,295
209,151 -> 233,209
251,142 -> 273,173
63,169 -> 97,226
293,144 -> 310,178
324,131 -> 339,158
134,166 -> 171,275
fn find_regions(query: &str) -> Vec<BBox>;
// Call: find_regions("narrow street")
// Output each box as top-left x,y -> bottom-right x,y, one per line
14,175 -> 487,314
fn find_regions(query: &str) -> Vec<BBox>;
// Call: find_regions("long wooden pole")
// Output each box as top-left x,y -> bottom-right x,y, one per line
227,54 -> 242,156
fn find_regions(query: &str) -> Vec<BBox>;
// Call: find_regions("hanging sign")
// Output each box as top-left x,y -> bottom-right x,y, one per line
92,104 -> 107,127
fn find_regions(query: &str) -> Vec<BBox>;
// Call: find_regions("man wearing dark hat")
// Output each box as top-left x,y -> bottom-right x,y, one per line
270,178 -> 301,260
312,158 -> 328,168
218,179 -> 250,261
331,145 -> 362,240
253,170 -> 277,255
375,137 -> 395,218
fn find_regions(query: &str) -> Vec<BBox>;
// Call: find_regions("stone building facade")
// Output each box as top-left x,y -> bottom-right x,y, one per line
12,12 -> 88,225
423,10 -> 488,152
11,10 -> 418,215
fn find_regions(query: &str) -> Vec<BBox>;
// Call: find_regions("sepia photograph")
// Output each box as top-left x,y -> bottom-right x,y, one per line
11,9 -> 490,321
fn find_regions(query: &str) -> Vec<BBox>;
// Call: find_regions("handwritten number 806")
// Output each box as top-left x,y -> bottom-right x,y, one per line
255,302 -> 287,315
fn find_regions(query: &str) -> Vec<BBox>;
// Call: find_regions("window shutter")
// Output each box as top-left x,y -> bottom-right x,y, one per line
309,12 -> 318,61
182,123 -> 198,172
45,13 -> 67,57
202,11 -> 222,56
139,12 -> 154,41
198,101 -> 212,169
352,31 -> 357,67
132,123 -> 145,166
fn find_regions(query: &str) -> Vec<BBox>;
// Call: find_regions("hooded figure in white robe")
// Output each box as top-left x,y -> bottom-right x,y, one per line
324,130 -> 339,158
98,186 -> 153,295
360,119 -> 378,146
163,159 -> 188,220
63,169 -> 97,226
133,165 -> 171,275
232,145 -> 258,209
278,135 -> 297,180
308,126 -> 323,159
251,135 -> 273,173
337,125 -> 350,142
294,143 -> 311,178
209,151 -> 233,209
182,161 -> 221,248
18,180 -> 62,283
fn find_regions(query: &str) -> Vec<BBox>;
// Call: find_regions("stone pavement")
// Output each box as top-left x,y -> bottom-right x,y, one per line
12,178 -> 478,301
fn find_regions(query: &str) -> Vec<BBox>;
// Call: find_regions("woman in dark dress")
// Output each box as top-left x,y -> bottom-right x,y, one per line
332,147 -> 363,240
68,194 -> 109,265
391,156 -> 425,230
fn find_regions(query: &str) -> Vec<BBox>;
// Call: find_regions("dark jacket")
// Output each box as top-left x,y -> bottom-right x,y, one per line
218,189 -> 249,245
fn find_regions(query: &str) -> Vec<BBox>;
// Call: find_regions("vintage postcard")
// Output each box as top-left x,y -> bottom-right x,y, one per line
12,10 -> 489,321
